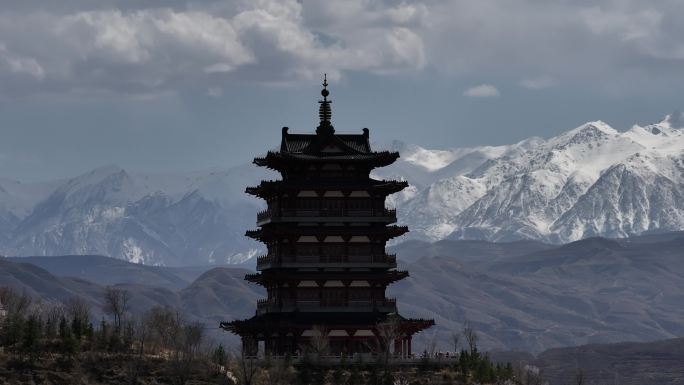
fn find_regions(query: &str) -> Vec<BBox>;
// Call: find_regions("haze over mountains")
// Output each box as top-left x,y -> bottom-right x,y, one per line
1,112 -> 683,265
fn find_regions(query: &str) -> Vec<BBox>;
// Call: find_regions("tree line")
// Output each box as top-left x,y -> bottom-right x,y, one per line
0,285 -> 536,384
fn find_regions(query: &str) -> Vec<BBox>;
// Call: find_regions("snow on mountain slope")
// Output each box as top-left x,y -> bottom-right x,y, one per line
374,138 -> 541,209
446,115 -> 684,243
2,111 -> 683,263
550,150 -> 684,242
5,165 -> 273,265
375,137 -> 546,240
0,177 -> 61,246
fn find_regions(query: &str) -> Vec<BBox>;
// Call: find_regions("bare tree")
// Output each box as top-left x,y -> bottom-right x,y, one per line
423,330 -> 438,357
307,325 -> 330,359
104,286 -> 130,330
145,306 -> 181,353
234,347 -> 259,385
43,302 -> 66,338
450,331 -> 460,353
516,364 -> 543,385
0,286 -> 32,318
462,322 -> 478,354
375,315 -> 401,361
575,368 -> 585,385
180,321 -> 205,359
65,297 -> 91,337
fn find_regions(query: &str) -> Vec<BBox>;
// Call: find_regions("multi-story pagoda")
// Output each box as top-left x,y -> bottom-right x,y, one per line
221,76 -> 434,356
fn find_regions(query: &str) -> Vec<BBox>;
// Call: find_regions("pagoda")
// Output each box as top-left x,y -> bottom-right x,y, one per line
221,76 -> 434,356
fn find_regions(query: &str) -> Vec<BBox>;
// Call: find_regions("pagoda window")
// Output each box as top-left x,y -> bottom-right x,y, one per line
349,289 -> 372,306
321,163 -> 342,170
296,198 -> 318,210
323,280 -> 344,287
297,236 -> 318,242
297,281 -> 318,288
321,199 -> 343,210
323,190 -> 345,197
328,330 -> 349,337
322,245 -> 344,258
348,245 -> 371,256
348,199 -> 372,214
353,330 -> 375,337
349,236 -> 370,243
297,190 -> 318,197
349,288 -> 371,299
298,244 -> 319,257
297,288 -> 319,299
322,288 -> 345,306
349,191 -> 370,197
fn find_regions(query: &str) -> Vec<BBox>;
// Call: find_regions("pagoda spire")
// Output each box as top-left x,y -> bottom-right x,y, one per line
316,74 -> 334,135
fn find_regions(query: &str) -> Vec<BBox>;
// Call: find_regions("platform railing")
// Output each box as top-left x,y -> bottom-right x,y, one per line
257,208 -> 397,222
256,254 -> 398,268
256,298 -> 397,314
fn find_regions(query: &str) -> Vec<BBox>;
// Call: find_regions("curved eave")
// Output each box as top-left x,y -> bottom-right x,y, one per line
400,318 -> 436,334
245,229 -> 263,241
386,226 -> 409,239
245,273 -> 267,286
245,270 -> 408,285
255,151 -> 400,171
376,180 -> 409,195
387,270 -> 410,284
220,318 -> 260,335
246,179 -> 408,199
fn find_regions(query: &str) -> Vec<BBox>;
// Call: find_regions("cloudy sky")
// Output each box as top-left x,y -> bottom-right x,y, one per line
1,0 -> 683,180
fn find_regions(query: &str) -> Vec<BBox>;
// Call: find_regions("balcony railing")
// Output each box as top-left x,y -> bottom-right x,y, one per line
257,208 -> 397,222
256,254 -> 397,269
256,298 -> 397,314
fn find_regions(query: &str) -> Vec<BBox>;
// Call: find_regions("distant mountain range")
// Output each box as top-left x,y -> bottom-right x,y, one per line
0,166 -> 274,265
1,112 -> 683,265
3,231 -> 684,354
377,110 -> 684,243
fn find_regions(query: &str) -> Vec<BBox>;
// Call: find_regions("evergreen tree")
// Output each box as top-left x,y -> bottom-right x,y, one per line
212,344 -> 227,367
96,318 -> 109,351
21,314 -> 42,363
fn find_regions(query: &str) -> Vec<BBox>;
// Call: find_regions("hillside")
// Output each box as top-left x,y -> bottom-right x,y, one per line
534,337 -> 684,385
2,232 -> 683,353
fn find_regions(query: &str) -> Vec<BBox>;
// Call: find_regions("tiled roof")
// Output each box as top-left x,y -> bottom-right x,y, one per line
281,128 -> 371,155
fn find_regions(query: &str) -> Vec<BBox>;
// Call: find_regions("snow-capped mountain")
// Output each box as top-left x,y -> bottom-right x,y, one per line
397,111 -> 684,243
1,111 -> 683,264
2,165 -> 273,265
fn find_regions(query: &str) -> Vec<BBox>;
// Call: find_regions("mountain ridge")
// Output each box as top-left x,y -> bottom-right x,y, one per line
2,231 -> 684,353
1,112 -> 683,265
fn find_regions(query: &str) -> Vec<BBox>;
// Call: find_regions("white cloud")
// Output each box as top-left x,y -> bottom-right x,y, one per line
0,0 -> 683,97
0,44 -> 44,79
519,75 -> 556,90
206,86 -> 222,97
0,0 -> 428,96
464,84 -> 499,98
